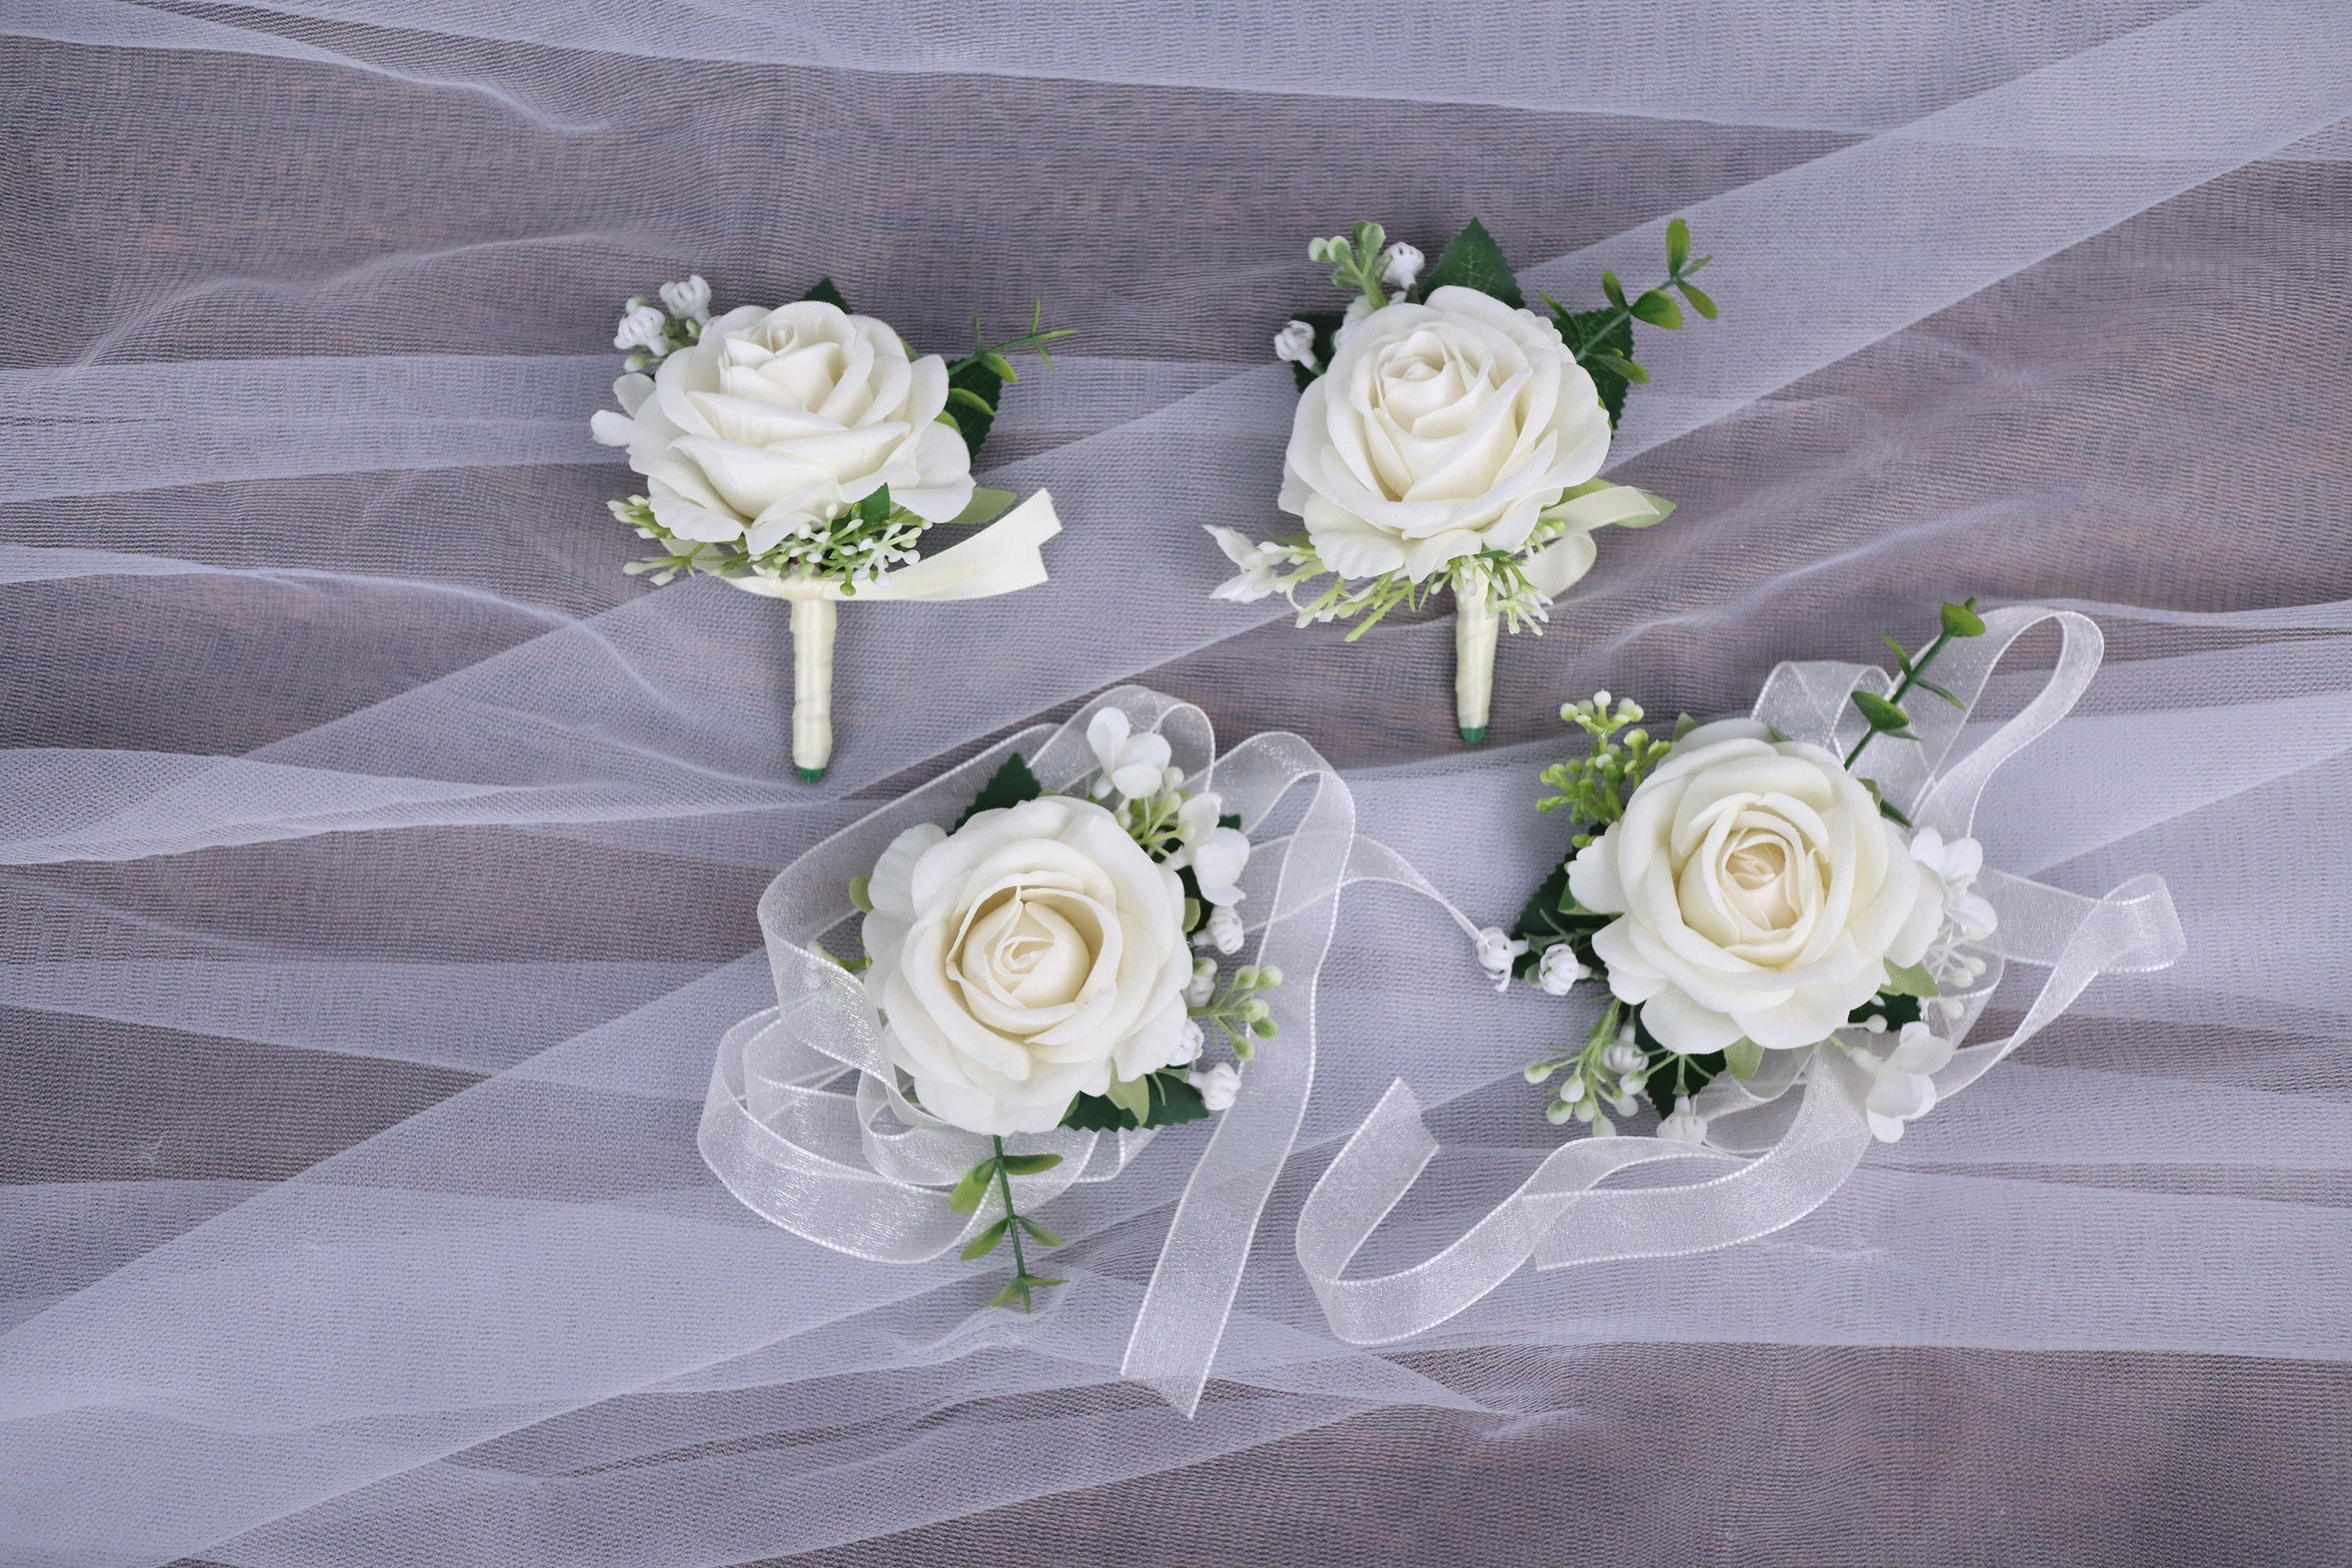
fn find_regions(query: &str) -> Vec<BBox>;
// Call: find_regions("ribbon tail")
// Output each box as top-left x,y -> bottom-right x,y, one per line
867,488 -> 1062,602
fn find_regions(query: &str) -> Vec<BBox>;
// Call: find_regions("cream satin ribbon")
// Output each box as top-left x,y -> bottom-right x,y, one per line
724,490 -> 1062,779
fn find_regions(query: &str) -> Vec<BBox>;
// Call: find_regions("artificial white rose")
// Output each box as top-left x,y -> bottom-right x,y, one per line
861,796 -> 1193,1135
597,299 -> 975,558
1279,285 -> 1611,583
1568,719 -> 1945,1054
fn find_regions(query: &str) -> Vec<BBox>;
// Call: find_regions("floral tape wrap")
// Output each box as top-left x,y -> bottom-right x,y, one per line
1296,606 -> 2187,1345
699,687 -> 1361,1416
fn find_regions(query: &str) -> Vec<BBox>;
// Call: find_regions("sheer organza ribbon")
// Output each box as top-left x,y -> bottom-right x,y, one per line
699,687 -> 1364,1416
1297,606 -> 2188,1345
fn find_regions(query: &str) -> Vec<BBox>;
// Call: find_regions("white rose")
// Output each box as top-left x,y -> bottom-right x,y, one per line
1279,285 -> 1610,583
601,299 -> 975,558
1569,720 -> 1944,1054
861,796 -> 1192,1135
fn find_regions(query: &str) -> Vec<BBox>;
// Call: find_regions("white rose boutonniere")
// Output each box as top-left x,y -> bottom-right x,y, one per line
591,278 -> 1073,781
1209,218 -> 1719,742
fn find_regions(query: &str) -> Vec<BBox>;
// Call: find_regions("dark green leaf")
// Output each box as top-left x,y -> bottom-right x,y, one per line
1014,1215 -> 1063,1247
1675,281 -> 1719,321
855,485 -> 891,524
1421,218 -> 1523,308
947,1159 -> 997,1214
1630,289 -> 1682,329
1851,691 -> 1911,732
944,358 -> 1004,457
1060,1069 -> 1209,1131
1553,305 -> 1635,426
952,753 -> 1042,831
996,1152 -> 1065,1176
1849,992 -> 1923,1031
1103,1072 -> 1153,1125
1666,216 -> 1690,272
1218,813 -> 1243,830
1879,633 -> 1915,673
801,277 -> 851,311
1876,795 -> 1913,827
1288,310 -> 1343,392
960,1218 -> 1010,1260
1941,599 -> 1987,637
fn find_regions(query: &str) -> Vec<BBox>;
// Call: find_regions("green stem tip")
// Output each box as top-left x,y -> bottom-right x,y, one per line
795,765 -> 826,783
1460,726 -> 1487,745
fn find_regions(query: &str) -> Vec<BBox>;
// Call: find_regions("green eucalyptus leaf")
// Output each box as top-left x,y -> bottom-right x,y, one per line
1882,960 -> 1940,999
1941,599 -> 1987,637
1595,351 -> 1650,385
987,1277 -> 1031,1310
1851,691 -> 1911,732
1724,1038 -> 1764,1081
1553,305 -> 1636,425
952,753 -> 1043,831
1666,216 -> 1690,271
945,359 -> 1004,456
1630,289 -> 1682,329
848,876 -> 873,913
960,1218 -> 1011,1260
950,486 -> 1018,527
948,1160 -> 997,1214
1879,633 -> 1915,673
1103,1071 -> 1153,1125
1915,678 -> 1964,710
801,277 -> 851,311
1421,218 -> 1523,308
1601,270 -> 1628,309
1675,280 -> 1719,321
1014,1215 -> 1064,1247
996,1152 -> 1064,1176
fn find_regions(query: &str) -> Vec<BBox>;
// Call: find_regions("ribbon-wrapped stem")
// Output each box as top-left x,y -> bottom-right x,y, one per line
785,587 -> 836,782
1454,579 -> 1497,743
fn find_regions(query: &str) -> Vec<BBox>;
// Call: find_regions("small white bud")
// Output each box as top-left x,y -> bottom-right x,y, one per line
1593,689 -> 1612,709
658,274 -> 712,322
1185,958 -> 1218,1008
1535,944 -> 1588,996
1272,318 -> 1320,371
1189,1062 -> 1240,1112
1207,903 -> 1245,955
1657,1098 -> 1710,1147
1472,927 -> 1528,992
613,303 -> 670,354
1602,1040 -> 1645,1076
1377,241 -> 1424,290
1175,1018 -> 1206,1062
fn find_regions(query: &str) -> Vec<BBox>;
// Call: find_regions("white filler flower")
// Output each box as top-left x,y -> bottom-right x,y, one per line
1189,1062 -> 1241,1112
1853,1021 -> 1956,1142
1473,926 -> 1528,993
861,796 -> 1194,1135
1569,719 -> 1944,1054
1086,709 -> 1174,801
1535,943 -> 1588,996
1272,319 -> 1320,371
1279,285 -> 1610,585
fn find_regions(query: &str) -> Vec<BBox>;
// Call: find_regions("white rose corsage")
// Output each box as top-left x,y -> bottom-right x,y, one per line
1210,218 -> 1718,742
1297,601 -> 2188,1345
700,690 -> 1381,1415
592,276 -> 1071,781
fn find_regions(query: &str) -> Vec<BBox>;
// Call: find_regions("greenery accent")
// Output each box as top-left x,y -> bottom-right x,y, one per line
802,276 -> 851,310
1288,310 -> 1345,390
615,486 -> 931,590
951,753 -> 1044,830
1535,694 -> 1677,846
940,300 -> 1075,458
1189,963 -> 1283,1061
1845,597 -> 1989,771
1542,216 -> 1718,429
1308,220 -> 1396,314
1062,1068 -> 1210,1131
951,1138 -> 1067,1312
1421,217 -> 1524,308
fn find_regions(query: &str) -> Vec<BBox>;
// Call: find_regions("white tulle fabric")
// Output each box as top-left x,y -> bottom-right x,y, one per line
3,2 -> 2351,1565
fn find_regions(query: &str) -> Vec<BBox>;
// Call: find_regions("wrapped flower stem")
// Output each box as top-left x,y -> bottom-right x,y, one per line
782,584 -> 836,782
1454,578 -> 1499,743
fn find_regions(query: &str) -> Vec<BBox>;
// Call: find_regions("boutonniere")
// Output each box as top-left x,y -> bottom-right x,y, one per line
592,276 -> 1072,781
1207,217 -> 1719,742
1298,602 -> 2186,1344
700,690 -> 1364,1415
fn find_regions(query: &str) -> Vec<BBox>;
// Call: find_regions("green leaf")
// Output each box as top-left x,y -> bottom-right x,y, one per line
1879,633 -> 1915,673
987,1277 -> 1032,1311
1102,1071 -> 1152,1125
1675,281 -> 1719,321
855,485 -> 892,524
1600,270 -> 1628,309
848,876 -> 873,913
1940,599 -> 1987,637
1674,713 -> 1699,741
1666,216 -> 1690,272
1630,289 -> 1682,329
950,486 -> 1018,528
996,1152 -> 1065,1176
1061,1069 -> 1209,1131
1421,218 -> 1523,309
948,1159 -> 997,1214
951,753 -> 1043,831
1849,992 -> 1922,1031
1609,492 -> 1675,528
801,277 -> 851,311
980,350 -> 1018,383
1595,351 -> 1649,385
944,358 -> 1004,457
1724,1038 -> 1764,1082
1857,775 -> 1913,828
1915,678 -> 1964,710
1014,1215 -> 1063,1247
1850,690 -> 1912,733
960,1217 -> 1010,1260
1552,304 -> 1636,426
1882,960 -> 1940,999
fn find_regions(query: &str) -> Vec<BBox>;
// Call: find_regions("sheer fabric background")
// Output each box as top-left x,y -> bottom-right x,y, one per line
2,2 -> 2350,1564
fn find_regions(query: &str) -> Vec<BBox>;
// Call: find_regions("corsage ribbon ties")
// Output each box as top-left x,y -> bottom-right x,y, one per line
699,688 -> 1366,1417
1295,605 -> 2187,1345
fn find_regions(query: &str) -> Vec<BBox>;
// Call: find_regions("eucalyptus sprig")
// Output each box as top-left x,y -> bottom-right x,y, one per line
1308,220 -> 1394,312
615,483 -> 930,590
1846,597 -> 1989,770
949,1138 -> 1069,1312
1192,963 -> 1282,1060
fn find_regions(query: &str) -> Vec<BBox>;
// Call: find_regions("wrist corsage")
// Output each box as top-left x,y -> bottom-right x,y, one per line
1208,217 -> 1717,742
592,275 -> 1070,781
700,690 -> 1363,1415
1298,602 -> 2187,1345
